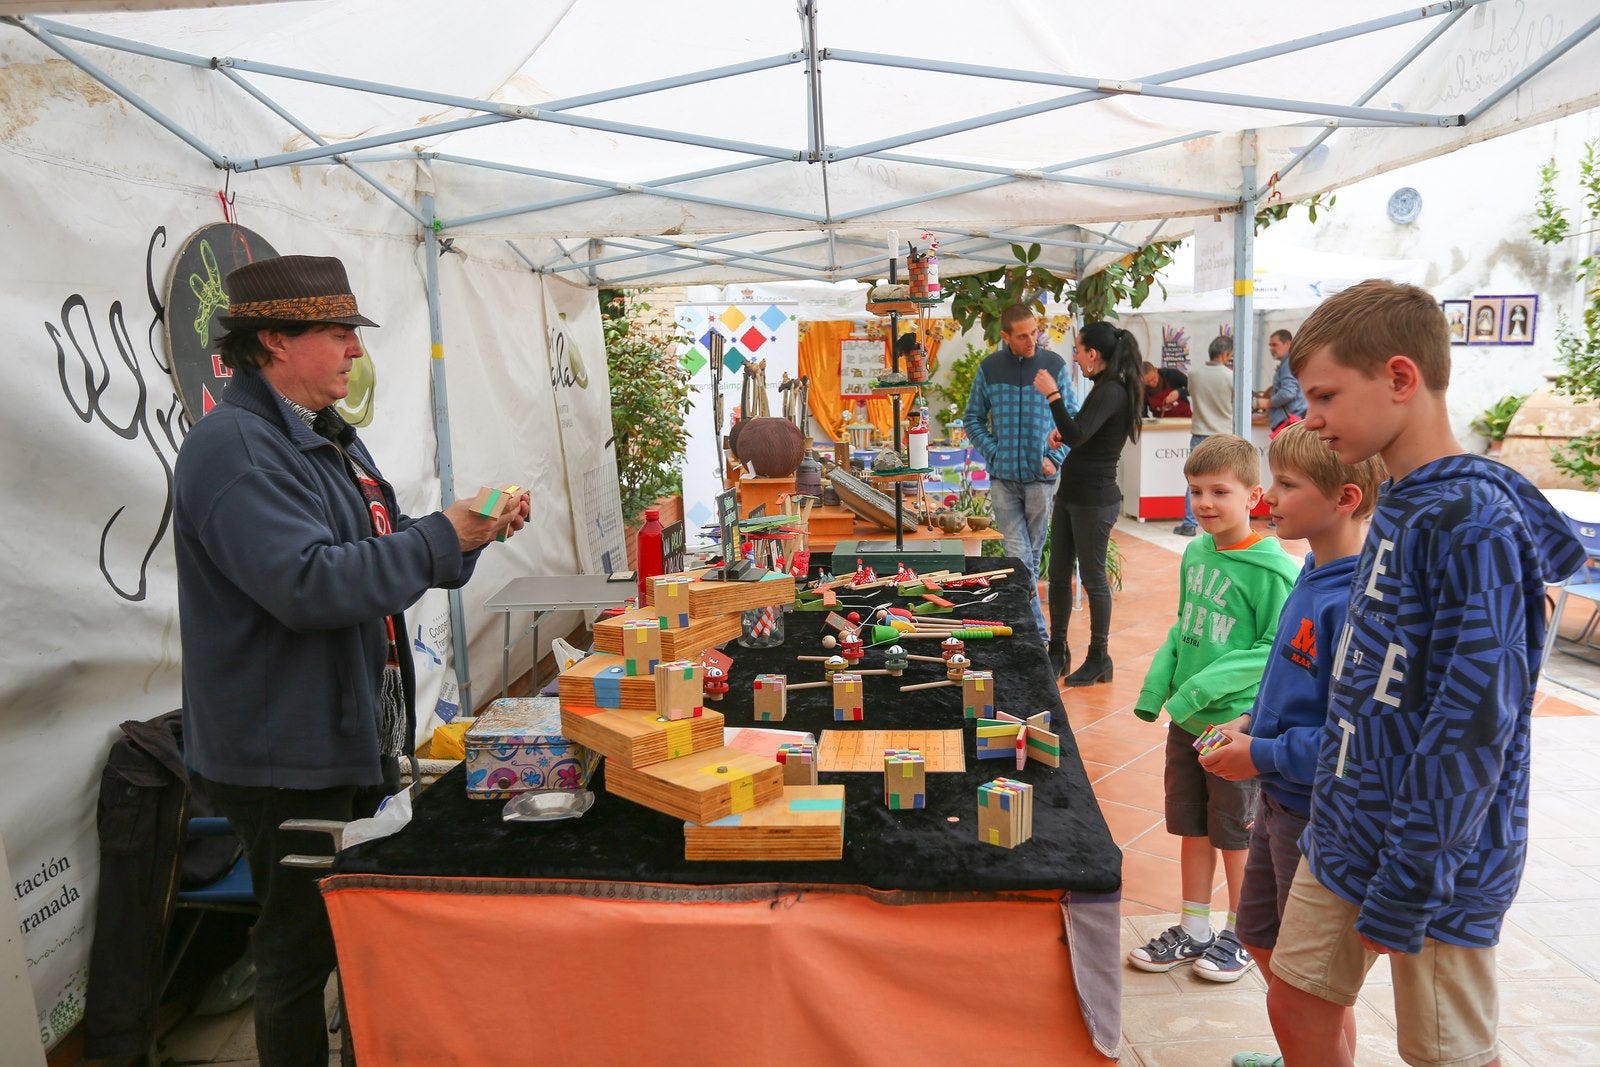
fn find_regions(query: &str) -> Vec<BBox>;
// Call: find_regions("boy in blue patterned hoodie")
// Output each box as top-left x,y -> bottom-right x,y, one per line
1266,281 -> 1586,1067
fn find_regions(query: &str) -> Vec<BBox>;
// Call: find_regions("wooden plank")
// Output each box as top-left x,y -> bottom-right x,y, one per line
593,607 -> 741,661
682,785 -> 845,861
556,652 -> 657,710
684,572 -> 796,617
605,746 -> 784,825
559,704 -> 724,769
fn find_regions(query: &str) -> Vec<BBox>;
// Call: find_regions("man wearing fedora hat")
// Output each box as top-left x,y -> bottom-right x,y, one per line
173,254 -> 527,1066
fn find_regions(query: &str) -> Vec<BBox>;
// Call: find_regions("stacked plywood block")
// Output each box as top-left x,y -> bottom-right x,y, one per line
976,777 -> 1034,848
556,566 -> 837,860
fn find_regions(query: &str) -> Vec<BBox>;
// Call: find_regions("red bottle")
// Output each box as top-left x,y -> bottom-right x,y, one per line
636,507 -> 665,602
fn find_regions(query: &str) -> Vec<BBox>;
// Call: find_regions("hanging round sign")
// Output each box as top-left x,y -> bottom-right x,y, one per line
164,223 -> 278,423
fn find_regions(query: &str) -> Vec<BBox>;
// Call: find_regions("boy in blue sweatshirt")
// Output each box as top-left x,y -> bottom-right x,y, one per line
1198,424 -> 1385,1065
1267,281 -> 1587,1067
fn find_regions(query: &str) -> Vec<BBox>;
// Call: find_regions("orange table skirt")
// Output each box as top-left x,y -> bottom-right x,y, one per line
324,876 -> 1121,1066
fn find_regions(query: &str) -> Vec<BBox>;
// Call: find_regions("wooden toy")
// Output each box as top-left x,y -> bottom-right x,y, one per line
594,605 -> 741,662
684,571 -> 796,617
753,673 -> 788,721
653,574 -> 695,629
975,710 -> 1061,769
940,636 -> 965,660
977,777 -> 1034,848
832,672 -> 864,721
864,625 -> 1012,644
559,704 -> 725,768
655,659 -> 704,721
557,653 -> 656,710
776,742 -> 818,785
883,748 -> 926,810
839,631 -> 865,661
702,665 -> 729,701
962,670 -> 994,719
621,619 -> 662,677
898,654 -> 971,693
818,729 -> 966,773
683,785 -> 844,861
466,483 -> 525,541
1193,723 -> 1231,756
606,746 -> 784,824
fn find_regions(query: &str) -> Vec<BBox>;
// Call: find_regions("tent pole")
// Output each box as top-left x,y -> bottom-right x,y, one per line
1231,133 -> 1257,439
420,192 -> 474,716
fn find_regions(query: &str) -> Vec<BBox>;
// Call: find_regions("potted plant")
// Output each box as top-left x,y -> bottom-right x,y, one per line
1471,393 -> 1527,456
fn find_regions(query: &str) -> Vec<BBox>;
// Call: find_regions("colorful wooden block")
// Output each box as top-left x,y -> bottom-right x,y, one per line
621,619 -> 662,676
655,659 -> 704,720
753,674 -> 788,722
776,742 -> 818,785
883,748 -> 926,810
683,785 -> 845,861
654,575 -> 694,629
1193,723 -> 1230,756
975,710 -> 1060,769
832,672 -> 863,721
977,777 -> 1034,848
962,670 -> 994,720
606,746 -> 784,825
558,704 -> 724,768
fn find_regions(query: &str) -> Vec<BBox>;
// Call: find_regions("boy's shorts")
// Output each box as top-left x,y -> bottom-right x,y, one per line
1235,791 -> 1309,951
1162,725 -> 1256,850
1272,859 -> 1500,1067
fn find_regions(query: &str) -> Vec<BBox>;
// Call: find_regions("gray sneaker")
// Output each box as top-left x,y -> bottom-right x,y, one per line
1128,923 -> 1213,972
1173,523 -> 1198,537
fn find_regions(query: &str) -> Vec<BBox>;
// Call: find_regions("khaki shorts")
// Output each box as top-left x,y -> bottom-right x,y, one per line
1271,860 -> 1499,1067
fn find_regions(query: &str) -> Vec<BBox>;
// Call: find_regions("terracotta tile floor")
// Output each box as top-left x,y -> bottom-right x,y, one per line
152,515 -> 1600,1066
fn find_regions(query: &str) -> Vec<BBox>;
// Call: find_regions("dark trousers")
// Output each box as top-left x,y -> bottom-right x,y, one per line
197,772 -> 391,1067
1047,498 -> 1121,650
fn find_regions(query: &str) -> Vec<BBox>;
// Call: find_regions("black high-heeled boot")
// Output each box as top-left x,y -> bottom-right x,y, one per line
1063,643 -> 1113,686
1047,642 -> 1068,681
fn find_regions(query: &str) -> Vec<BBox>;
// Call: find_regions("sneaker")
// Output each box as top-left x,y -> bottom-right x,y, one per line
1194,930 -> 1256,982
1173,523 -> 1198,537
1128,924 -> 1213,972
1231,1055 -> 1283,1067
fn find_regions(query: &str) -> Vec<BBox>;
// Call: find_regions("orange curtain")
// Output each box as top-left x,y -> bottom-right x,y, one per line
798,322 -> 945,451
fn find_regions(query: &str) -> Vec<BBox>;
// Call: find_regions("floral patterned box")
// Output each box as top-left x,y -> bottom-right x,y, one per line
464,697 -> 601,799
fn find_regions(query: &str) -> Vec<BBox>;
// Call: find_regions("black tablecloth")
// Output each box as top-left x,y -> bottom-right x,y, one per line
336,558 -> 1122,894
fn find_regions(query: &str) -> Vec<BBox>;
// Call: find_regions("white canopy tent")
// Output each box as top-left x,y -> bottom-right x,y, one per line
4,0 -> 1600,1051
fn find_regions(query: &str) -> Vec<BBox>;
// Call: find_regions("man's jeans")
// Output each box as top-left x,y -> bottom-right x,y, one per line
1183,434 -> 1208,528
989,477 -> 1055,638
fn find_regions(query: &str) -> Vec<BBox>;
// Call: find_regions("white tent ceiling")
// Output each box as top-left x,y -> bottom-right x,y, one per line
4,0 -> 1599,286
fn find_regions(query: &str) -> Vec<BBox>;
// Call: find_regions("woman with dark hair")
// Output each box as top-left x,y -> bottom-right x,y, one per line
1033,321 -> 1145,684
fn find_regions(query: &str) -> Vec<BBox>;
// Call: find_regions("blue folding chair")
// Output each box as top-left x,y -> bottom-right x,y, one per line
1542,493 -> 1600,697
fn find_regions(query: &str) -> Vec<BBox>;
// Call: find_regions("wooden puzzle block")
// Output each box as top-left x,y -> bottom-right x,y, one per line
594,606 -> 742,662
655,659 -> 704,720
654,575 -> 694,629
558,704 -> 724,768
975,710 -> 1060,769
684,571 -> 796,617
621,619 -> 661,676
962,670 -> 994,720
682,785 -> 845,861
753,673 -> 788,721
1193,723 -> 1230,756
556,653 -> 656,710
977,777 -> 1034,848
605,745 -> 784,824
776,742 -> 817,785
883,748 -> 926,810
832,672 -> 863,721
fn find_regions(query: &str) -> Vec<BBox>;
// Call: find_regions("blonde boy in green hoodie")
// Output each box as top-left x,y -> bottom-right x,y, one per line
1129,434 -> 1300,980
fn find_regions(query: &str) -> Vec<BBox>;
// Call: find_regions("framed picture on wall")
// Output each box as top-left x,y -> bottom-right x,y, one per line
1441,300 -> 1470,345
1500,295 -> 1537,345
1468,297 -> 1504,344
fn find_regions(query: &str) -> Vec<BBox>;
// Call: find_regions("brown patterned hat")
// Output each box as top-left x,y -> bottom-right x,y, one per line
219,254 -> 379,329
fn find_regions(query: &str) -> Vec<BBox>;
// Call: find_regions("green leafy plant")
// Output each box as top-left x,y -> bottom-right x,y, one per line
1253,191 -> 1338,234
600,289 -> 694,524
1470,393 -> 1528,443
1529,140 -> 1600,485
921,343 -> 987,430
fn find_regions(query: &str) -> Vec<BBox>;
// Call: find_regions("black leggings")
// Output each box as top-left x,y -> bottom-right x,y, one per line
1047,497 -> 1120,648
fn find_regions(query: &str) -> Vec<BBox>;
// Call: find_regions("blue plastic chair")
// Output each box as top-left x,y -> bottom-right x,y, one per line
1542,501 -> 1600,697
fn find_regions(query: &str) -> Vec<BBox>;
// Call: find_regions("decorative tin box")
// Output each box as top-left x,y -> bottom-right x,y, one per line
464,697 -> 601,799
